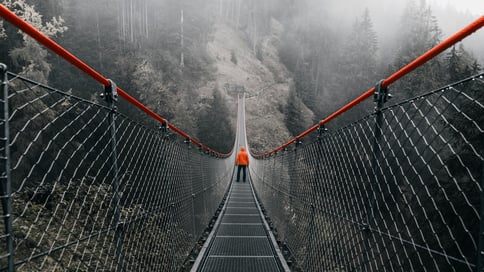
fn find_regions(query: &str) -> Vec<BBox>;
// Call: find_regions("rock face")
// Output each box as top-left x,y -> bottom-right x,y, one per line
203,19 -> 314,154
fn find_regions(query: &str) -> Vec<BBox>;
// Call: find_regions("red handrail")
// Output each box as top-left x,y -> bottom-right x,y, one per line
0,4 -> 228,157
255,15 -> 484,157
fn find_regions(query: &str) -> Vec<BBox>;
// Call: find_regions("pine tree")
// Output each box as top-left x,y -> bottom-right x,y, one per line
284,87 -> 307,137
446,46 -> 461,82
444,44 -> 481,83
134,59 -> 176,121
391,0 -> 443,97
197,89 -> 234,153
1,0 -> 67,83
337,8 -> 378,118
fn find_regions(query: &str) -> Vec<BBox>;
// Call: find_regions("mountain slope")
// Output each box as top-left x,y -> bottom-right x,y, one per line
200,19 -> 314,153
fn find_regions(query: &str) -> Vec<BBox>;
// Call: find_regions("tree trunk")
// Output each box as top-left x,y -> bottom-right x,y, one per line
130,0 -> 133,42
236,0 -> 241,29
252,11 -> 257,53
95,10 -> 103,70
219,0 -> 223,17
180,9 -> 184,69
313,61 -> 320,98
145,0 -> 149,38
121,0 -> 126,43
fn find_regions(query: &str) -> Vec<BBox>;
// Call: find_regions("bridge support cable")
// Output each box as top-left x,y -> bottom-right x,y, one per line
0,69 -> 235,271
191,94 -> 290,272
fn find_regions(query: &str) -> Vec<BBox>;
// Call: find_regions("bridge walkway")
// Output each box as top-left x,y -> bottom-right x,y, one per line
193,179 -> 288,271
191,94 -> 289,271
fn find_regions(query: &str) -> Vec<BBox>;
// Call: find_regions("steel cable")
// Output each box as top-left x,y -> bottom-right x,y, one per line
0,73 -> 235,271
250,73 -> 484,271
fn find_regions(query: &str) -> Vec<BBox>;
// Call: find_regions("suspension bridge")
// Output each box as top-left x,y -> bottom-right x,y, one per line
0,5 -> 484,271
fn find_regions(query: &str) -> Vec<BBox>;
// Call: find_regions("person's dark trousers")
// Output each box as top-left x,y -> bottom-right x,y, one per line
236,165 -> 247,182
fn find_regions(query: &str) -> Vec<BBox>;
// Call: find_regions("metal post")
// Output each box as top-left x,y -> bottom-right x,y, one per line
282,148 -> 291,244
363,80 -> 390,271
169,203 -> 176,272
271,153 -> 277,204
186,138 -> 196,241
310,124 -> 328,267
307,124 -> 327,269
478,137 -> 484,272
304,204 -> 316,270
199,148 -> 208,223
317,124 -> 328,143
102,80 -> 124,272
159,123 -> 178,271
0,64 -> 14,272
260,154 -> 265,191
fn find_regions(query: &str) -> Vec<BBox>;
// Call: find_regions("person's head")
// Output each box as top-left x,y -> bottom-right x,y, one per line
240,146 -> 245,151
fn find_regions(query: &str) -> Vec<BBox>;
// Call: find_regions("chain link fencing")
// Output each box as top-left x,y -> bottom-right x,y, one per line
0,69 -> 234,271
250,73 -> 484,271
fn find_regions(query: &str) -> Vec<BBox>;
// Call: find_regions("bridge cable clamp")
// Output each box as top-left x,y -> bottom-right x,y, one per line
160,122 -> 168,133
101,79 -> 118,115
373,79 -> 392,108
361,223 -> 371,233
0,63 -> 7,84
317,124 -> 328,141
101,79 -> 118,105
295,138 -> 302,149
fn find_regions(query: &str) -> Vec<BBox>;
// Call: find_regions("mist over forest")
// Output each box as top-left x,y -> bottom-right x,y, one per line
0,0 -> 482,153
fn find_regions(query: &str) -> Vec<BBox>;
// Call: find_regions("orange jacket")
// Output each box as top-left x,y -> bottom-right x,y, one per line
236,147 -> 249,166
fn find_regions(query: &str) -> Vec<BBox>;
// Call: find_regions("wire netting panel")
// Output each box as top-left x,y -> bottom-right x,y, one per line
0,73 -> 234,271
251,74 -> 484,271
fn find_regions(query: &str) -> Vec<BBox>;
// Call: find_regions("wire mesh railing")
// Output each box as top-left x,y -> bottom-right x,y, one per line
250,73 -> 484,271
0,68 -> 234,271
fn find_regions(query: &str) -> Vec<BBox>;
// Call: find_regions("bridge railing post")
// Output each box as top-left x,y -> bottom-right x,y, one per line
0,64 -> 14,272
304,204 -> 316,270
198,147 -> 208,227
102,80 -> 124,272
185,138 -> 197,242
281,148 -> 291,246
303,124 -> 327,269
169,202 -> 176,271
363,80 -> 391,271
479,136 -> 484,271
271,153 -> 277,210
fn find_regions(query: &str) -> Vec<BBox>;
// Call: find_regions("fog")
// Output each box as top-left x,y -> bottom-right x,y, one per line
288,0 -> 484,62
1,0 -> 482,143
430,0 -> 484,14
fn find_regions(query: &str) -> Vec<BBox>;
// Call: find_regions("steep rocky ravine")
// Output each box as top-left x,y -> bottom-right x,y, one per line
197,19 -> 314,154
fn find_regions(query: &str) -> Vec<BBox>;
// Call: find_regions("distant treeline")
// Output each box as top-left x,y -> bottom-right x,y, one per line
0,0 -> 481,149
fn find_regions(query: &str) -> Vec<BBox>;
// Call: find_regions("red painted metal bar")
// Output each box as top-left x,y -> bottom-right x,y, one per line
0,4 -> 227,157
256,15 -> 484,157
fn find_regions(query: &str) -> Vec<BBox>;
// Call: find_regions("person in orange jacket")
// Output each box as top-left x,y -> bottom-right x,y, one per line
235,146 -> 249,182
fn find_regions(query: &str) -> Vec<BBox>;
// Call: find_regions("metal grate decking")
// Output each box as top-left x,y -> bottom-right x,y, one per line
190,93 -> 289,271
192,180 -> 289,272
